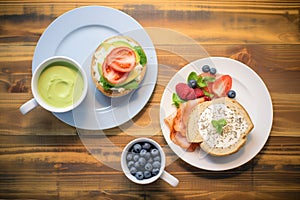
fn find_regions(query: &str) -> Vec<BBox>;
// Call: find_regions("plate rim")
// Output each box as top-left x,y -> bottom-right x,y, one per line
160,56 -> 273,171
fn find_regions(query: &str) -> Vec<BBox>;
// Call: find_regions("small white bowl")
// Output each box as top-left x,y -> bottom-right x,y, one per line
121,138 -> 179,187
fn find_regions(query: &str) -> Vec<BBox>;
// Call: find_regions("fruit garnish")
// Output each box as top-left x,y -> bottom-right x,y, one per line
227,90 -> 236,98
212,75 -> 232,97
175,83 -> 196,100
202,65 -> 217,75
188,79 -> 197,88
172,67 -> 234,108
202,65 -> 210,73
188,72 -> 215,88
211,119 -> 227,134
209,67 -> 217,75
194,88 -> 204,98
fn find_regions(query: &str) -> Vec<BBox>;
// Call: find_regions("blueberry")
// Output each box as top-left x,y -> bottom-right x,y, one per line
153,156 -> 161,162
126,153 -> 133,161
135,171 -> 144,180
132,143 -> 142,153
138,157 -> 146,166
133,154 -> 139,162
147,157 -> 153,163
188,79 -> 197,88
139,149 -> 147,157
152,161 -> 161,169
152,168 -> 160,176
144,171 -> 152,179
227,90 -> 236,98
209,67 -> 217,75
150,149 -> 159,157
142,142 -> 151,150
134,161 -> 140,169
130,166 -> 137,175
202,65 -> 210,72
144,152 -> 151,160
127,161 -> 134,168
145,163 -> 153,171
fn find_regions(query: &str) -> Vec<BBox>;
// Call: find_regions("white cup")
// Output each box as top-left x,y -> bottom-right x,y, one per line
20,56 -> 88,114
121,138 -> 179,187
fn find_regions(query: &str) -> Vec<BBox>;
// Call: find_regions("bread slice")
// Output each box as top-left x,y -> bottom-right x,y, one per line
91,36 -> 147,97
187,97 -> 254,156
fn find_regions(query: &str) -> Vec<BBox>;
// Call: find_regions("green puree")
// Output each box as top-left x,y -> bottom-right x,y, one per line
37,62 -> 84,108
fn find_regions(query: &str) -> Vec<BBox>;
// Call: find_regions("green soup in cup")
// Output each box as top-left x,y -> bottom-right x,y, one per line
20,56 -> 88,114
37,62 -> 85,108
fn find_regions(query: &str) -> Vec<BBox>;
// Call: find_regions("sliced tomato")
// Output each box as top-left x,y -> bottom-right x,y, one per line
212,75 -> 232,97
106,47 -> 136,73
102,59 -> 129,85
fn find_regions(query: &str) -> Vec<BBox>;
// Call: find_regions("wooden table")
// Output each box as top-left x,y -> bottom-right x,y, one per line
1,1 -> 299,199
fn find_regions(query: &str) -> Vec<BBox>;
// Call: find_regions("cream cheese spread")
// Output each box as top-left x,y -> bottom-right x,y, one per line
197,103 -> 249,148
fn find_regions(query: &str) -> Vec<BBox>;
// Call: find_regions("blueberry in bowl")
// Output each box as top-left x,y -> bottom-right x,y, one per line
121,138 -> 163,184
121,138 -> 179,187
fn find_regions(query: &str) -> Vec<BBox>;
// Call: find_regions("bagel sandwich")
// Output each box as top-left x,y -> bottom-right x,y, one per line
91,36 -> 147,97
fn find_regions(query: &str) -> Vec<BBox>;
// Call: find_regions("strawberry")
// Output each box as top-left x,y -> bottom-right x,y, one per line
175,83 -> 196,100
194,88 -> 204,98
212,75 -> 232,97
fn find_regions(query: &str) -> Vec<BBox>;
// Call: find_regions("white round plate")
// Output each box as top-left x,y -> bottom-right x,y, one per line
160,57 -> 273,171
32,6 -> 158,130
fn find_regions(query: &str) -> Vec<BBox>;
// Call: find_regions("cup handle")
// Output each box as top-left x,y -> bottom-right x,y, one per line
20,98 -> 39,115
160,170 -> 179,187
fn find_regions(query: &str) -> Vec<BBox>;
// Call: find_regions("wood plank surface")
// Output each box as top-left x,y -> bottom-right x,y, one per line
0,0 -> 299,199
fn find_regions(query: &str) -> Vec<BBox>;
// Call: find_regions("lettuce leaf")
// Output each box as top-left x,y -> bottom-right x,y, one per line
134,46 -> 147,66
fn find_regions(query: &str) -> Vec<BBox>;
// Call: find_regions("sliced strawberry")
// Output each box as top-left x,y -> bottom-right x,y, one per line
176,83 -> 196,100
212,75 -> 232,97
194,88 -> 204,98
204,96 -> 211,101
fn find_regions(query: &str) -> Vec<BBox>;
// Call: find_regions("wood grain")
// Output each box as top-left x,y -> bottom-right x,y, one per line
0,0 -> 299,199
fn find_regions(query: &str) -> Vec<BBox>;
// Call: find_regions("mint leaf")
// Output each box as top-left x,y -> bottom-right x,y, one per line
211,119 -> 227,134
134,46 -> 147,66
203,90 -> 214,98
218,118 -> 227,126
203,76 -> 216,83
187,72 -> 198,82
196,76 -> 207,88
172,93 -> 185,108
211,120 -> 219,128
187,72 -> 216,88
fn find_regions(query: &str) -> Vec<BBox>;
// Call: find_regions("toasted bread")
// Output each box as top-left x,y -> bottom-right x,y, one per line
187,97 -> 254,156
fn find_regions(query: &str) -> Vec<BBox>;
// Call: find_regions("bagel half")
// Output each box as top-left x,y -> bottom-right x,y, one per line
91,36 -> 147,97
187,97 -> 254,156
